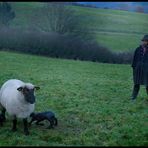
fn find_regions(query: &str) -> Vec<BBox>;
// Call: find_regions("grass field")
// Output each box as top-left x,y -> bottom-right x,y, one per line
8,2 -> 148,51
0,51 -> 147,146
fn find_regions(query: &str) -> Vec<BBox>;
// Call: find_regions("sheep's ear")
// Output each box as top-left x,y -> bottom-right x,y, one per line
34,86 -> 40,90
17,87 -> 23,91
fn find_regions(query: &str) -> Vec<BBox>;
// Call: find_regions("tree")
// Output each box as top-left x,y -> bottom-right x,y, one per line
0,2 -> 15,27
44,2 -> 76,34
31,2 -> 93,40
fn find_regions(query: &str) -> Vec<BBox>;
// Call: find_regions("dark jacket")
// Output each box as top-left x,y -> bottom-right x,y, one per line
132,45 -> 148,85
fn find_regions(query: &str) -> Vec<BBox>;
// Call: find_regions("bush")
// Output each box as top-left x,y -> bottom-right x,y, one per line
0,27 -> 133,64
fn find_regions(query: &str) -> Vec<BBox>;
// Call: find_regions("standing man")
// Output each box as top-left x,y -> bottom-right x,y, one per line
131,35 -> 148,100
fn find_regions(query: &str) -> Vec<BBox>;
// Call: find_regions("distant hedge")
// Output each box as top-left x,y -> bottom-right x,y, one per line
0,27 -> 133,64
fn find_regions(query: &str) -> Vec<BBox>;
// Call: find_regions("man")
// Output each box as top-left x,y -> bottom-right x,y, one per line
131,34 -> 148,100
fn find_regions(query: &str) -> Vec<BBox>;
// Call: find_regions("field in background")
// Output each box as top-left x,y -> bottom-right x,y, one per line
0,51 -> 147,146
9,2 -> 148,51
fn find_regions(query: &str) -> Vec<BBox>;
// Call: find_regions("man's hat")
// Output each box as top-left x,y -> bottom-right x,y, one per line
141,35 -> 148,41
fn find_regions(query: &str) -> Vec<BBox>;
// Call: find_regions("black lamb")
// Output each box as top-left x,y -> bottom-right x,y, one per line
29,111 -> 58,129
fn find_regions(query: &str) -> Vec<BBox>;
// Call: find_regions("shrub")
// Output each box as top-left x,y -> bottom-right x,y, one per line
0,27 -> 133,64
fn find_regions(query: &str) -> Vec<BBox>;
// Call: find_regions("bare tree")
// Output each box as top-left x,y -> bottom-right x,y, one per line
44,2 -> 77,34
31,2 -> 93,40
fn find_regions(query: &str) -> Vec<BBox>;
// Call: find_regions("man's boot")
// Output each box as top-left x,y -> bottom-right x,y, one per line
131,84 -> 140,100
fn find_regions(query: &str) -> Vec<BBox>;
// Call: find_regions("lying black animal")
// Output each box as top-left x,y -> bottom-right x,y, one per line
0,113 -> 5,126
29,111 -> 58,129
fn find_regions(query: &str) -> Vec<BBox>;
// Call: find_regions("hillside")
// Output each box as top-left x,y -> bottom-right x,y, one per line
73,6 -> 148,51
8,2 -> 148,51
77,2 -> 148,13
0,51 -> 147,146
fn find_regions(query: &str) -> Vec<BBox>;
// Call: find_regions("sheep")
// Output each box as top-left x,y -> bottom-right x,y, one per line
29,111 -> 58,129
0,79 -> 40,135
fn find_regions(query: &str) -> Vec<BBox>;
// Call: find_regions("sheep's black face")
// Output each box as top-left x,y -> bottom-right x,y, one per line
17,86 -> 35,104
23,87 -> 35,104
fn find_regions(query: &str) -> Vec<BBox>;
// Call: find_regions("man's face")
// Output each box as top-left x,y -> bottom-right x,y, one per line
142,41 -> 148,46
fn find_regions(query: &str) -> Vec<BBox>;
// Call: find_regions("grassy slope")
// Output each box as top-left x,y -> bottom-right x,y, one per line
73,6 -> 148,51
0,51 -> 147,146
9,2 -> 148,51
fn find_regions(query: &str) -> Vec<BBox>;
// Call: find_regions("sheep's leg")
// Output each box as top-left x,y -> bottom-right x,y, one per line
12,116 -> 17,132
0,121 -> 3,126
23,118 -> 29,135
47,119 -> 54,129
54,117 -> 58,126
2,108 -> 6,122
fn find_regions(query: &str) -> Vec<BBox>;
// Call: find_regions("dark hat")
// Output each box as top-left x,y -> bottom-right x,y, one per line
141,35 -> 148,41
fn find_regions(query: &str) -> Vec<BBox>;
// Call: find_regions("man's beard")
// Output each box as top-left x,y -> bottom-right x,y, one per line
143,44 -> 148,48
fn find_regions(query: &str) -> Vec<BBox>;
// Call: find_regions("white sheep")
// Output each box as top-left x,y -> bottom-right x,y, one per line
0,79 -> 40,135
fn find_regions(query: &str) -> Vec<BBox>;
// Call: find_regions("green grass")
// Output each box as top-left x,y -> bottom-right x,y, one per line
95,32 -> 141,51
0,51 -> 147,146
71,6 -> 148,51
8,2 -> 148,51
